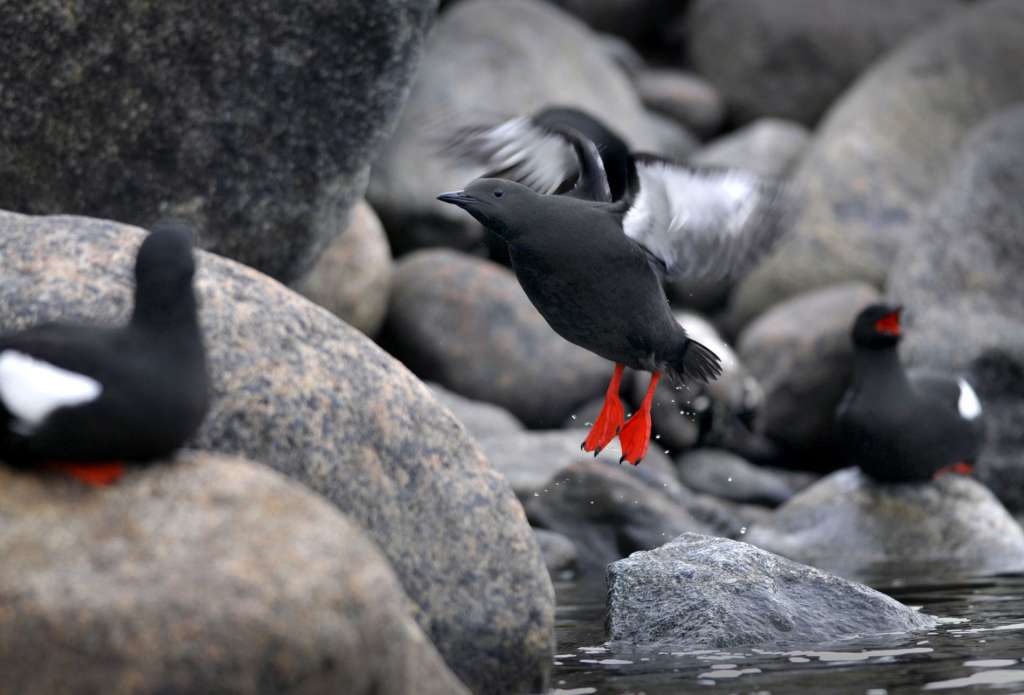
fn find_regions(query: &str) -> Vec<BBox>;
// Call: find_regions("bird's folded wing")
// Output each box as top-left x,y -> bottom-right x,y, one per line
440,115 -> 578,195
0,350 -> 102,432
622,158 -> 795,281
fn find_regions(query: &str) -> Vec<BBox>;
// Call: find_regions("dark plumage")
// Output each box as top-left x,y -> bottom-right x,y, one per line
0,222 -> 209,485
835,304 -> 986,482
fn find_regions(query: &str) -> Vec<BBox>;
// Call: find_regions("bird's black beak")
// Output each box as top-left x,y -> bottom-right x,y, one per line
437,190 -> 476,209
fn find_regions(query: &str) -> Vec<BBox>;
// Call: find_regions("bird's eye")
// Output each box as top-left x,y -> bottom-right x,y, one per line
493,190 -> 504,198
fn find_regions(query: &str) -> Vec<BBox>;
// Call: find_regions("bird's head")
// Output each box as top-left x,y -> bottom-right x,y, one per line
851,303 -> 903,349
132,220 -> 198,324
437,178 -> 537,242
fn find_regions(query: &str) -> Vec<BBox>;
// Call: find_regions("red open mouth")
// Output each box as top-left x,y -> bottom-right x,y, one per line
874,310 -> 901,337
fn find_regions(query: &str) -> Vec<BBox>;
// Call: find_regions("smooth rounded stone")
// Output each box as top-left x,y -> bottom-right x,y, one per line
292,200 -> 393,338
676,449 -> 818,507
383,250 -> 609,428
643,111 -> 701,161
731,0 -> 1024,326
533,528 -> 578,576
525,460 -> 745,573
634,69 -> 725,138
737,283 -> 880,463
0,1 -> 436,283
596,32 -> 647,78
606,533 -> 935,648
428,383 -> 524,441
889,106 -> 1024,513
746,469 -> 1024,577
690,118 -> 811,179
0,211 -> 553,695
685,0 -> 959,126
547,0 -> 682,45
367,0 -> 663,255
0,454 -> 469,695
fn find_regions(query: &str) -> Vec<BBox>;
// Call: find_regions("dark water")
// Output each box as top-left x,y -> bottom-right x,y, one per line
552,569 -> 1024,694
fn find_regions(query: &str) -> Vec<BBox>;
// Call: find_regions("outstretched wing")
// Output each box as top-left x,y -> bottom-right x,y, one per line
622,157 -> 795,281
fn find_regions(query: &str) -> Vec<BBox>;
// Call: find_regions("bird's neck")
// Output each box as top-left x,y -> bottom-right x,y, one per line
130,291 -> 202,344
852,346 -> 910,393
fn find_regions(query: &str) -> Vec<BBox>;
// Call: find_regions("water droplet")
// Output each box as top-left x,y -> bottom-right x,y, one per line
589,500 -> 595,505
584,421 -> 593,427
533,492 -> 539,497
739,526 -> 748,535
570,414 -> 577,421
727,476 -> 733,483
654,434 -> 662,440
664,450 -> 670,455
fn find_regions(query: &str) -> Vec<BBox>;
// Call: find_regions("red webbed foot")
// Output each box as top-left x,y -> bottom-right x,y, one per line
582,364 -> 626,455
618,371 -> 661,466
43,461 -> 126,487
933,462 -> 974,479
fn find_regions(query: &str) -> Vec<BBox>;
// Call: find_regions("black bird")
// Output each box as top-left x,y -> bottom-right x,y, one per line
0,222 -> 210,486
836,304 -> 985,482
438,133 -> 787,464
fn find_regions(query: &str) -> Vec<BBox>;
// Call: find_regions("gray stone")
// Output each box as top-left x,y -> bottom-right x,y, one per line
0,454 -> 469,695
548,0 -> 682,45
533,528 -> 578,576
690,118 -> 811,179
635,69 -> 725,138
737,283 -> 880,461
746,469 -> 1024,578
0,211 -> 553,695
643,111 -> 701,161
0,1 -> 437,282
889,106 -> 1024,513
606,533 -> 935,647
596,32 -> 647,78
731,1 -> 1024,326
383,250 -> 608,428
428,383 -> 524,441
368,0 -> 663,254
676,449 -> 817,507
293,200 -> 393,338
685,0 -> 959,126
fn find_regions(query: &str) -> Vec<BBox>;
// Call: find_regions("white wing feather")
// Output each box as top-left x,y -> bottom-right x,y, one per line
957,378 -> 982,420
0,350 -> 102,434
623,160 -> 793,280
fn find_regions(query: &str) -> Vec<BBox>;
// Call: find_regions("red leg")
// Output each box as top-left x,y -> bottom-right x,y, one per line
619,371 -> 661,465
43,461 -> 126,487
933,461 -> 974,479
582,364 -> 626,455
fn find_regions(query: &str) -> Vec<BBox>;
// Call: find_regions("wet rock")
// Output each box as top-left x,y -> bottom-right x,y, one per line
0,211 -> 553,695
428,383 -> 524,441
383,250 -> 608,428
0,454 -> 469,695
676,449 -> 817,507
737,283 -> 880,463
606,533 -> 935,647
635,69 -> 725,138
889,106 -> 1024,513
685,0 -> 959,126
732,0 -> 1024,326
746,469 -> 1024,577
293,200 -> 393,337
690,118 -> 811,179
368,0 -> 663,254
534,528 -> 578,576
0,1 -> 437,282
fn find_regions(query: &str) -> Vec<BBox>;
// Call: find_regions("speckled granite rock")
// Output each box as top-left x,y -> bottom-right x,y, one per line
746,469 -> 1024,578
293,200 -> 393,338
607,533 -> 935,647
889,107 -> 1024,514
383,250 -> 608,428
0,211 -> 553,695
0,454 -> 469,695
0,1 -> 436,282
732,0 -> 1024,326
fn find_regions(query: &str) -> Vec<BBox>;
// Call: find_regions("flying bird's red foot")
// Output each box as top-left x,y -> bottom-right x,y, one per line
933,462 -> 974,479
44,461 -> 126,487
583,364 -> 626,455
618,371 -> 661,466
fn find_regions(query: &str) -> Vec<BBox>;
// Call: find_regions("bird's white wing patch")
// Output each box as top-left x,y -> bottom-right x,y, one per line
623,160 -> 793,280
0,350 -> 102,434
442,116 -> 578,194
957,378 -> 982,420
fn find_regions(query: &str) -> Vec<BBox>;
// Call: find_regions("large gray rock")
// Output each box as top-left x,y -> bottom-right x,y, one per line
533,528 -> 578,577
367,0 -> 665,254
606,533 -> 934,647
0,211 -> 553,695
685,0 -> 959,126
889,106 -> 1024,513
383,250 -> 608,428
427,383 -> 524,441
676,449 -> 817,507
737,283 -> 879,462
690,118 -> 811,179
0,1 -> 436,282
746,469 -> 1024,577
0,454 -> 469,695
548,0 -> 681,45
732,1 -> 1024,326
634,69 -> 725,138
293,200 -> 393,338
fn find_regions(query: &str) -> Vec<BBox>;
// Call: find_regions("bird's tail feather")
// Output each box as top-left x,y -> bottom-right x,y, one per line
667,338 -> 722,386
